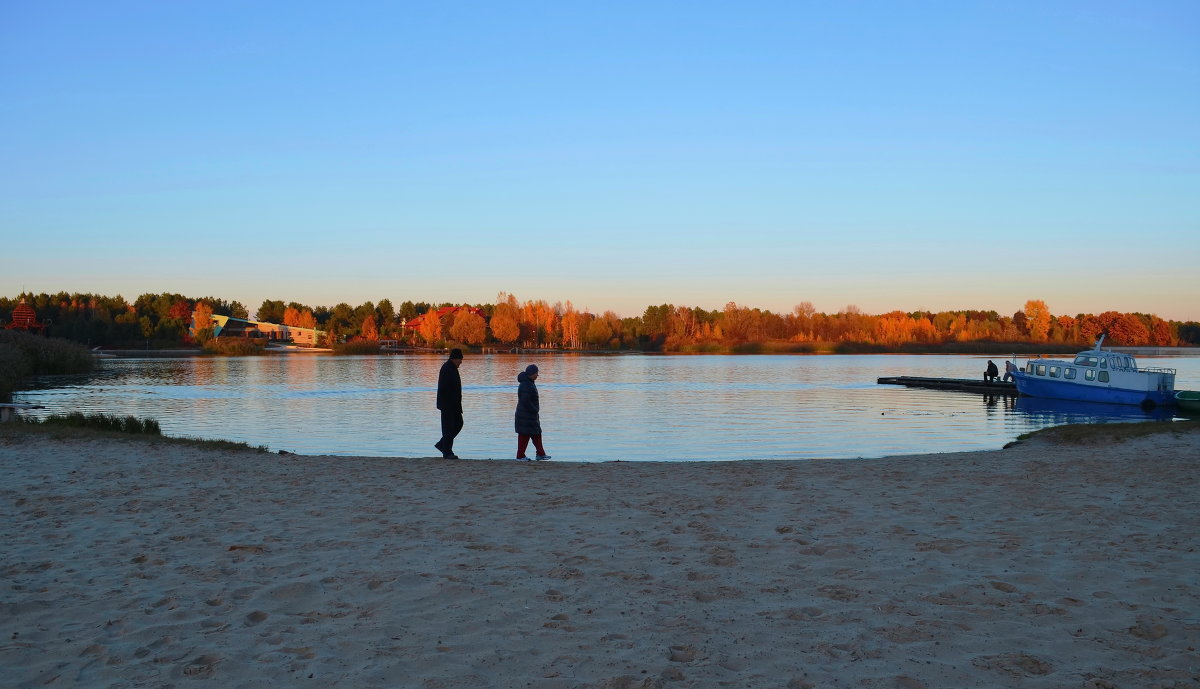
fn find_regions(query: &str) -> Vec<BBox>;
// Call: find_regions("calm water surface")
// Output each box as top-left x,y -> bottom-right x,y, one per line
16,354 -> 1200,461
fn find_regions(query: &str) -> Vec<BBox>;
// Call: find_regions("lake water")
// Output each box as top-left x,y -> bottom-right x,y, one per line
15,353 -> 1200,461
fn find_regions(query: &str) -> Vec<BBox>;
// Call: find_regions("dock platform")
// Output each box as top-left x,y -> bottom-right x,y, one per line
877,376 -> 1018,396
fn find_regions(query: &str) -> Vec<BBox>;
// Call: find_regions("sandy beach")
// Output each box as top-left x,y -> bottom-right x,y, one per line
2,429 -> 1198,689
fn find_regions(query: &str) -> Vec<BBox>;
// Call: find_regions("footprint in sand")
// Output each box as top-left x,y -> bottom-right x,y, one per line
182,654 -> 221,678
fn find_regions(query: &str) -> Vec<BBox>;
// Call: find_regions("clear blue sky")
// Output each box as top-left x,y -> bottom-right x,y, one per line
3,1 -> 1198,320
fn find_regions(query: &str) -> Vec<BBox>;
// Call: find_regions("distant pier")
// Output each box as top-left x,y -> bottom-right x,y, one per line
877,376 -> 1018,396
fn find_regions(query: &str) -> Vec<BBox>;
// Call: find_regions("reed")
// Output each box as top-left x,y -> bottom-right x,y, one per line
25,412 -> 162,435
202,338 -> 267,355
332,340 -> 382,355
0,330 -> 96,401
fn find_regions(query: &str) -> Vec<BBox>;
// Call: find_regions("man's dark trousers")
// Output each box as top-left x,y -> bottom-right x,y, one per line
438,411 -> 463,455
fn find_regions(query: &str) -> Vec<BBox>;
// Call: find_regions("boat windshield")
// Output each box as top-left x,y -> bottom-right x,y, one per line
1074,355 -> 1100,367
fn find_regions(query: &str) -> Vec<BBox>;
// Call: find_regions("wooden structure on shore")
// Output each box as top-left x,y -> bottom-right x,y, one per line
877,376 -> 1018,396
4,299 -> 48,335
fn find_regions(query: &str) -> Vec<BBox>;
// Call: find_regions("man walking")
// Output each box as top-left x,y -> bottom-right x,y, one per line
435,348 -> 464,458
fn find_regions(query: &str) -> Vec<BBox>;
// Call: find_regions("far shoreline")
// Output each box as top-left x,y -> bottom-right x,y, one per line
88,345 -> 1200,359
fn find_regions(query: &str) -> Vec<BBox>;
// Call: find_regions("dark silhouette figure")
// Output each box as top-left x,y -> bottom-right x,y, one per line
435,349 -> 464,458
984,359 -> 999,383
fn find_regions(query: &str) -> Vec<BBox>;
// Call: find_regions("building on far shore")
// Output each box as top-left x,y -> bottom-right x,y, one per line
202,315 -> 324,347
3,298 -> 49,335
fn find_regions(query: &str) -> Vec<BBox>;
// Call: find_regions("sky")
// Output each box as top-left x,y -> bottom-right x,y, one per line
2,1 -> 1198,321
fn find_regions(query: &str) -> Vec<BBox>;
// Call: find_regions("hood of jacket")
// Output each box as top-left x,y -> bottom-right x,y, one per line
517,371 -> 533,383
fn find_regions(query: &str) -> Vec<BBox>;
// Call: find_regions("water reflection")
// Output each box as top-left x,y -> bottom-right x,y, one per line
1012,396 -> 1177,424
15,353 -> 1200,461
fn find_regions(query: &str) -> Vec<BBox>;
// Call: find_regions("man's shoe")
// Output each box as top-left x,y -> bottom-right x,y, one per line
535,454 -> 551,460
517,455 -> 531,461
434,441 -> 446,454
443,453 -> 460,459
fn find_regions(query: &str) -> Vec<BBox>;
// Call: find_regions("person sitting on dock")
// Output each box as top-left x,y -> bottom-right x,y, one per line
984,360 -> 999,383
1003,360 -> 1017,382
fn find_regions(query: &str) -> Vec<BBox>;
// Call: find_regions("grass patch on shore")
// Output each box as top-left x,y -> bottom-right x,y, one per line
27,412 -> 162,435
3,416 -> 270,453
1017,418 -> 1200,445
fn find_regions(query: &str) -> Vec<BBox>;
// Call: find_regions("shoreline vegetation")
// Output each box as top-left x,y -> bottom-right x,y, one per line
3,292 -> 1198,358
0,330 -> 95,402
8,414 -> 269,453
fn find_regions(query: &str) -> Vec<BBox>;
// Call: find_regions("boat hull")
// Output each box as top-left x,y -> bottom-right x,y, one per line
1013,371 -> 1175,407
1176,391 -> 1200,414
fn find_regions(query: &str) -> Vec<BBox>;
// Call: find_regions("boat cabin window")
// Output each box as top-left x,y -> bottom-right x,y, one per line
1098,371 -> 1110,383
1064,368 -> 1077,380
1100,358 -> 1107,369
1085,370 -> 1096,381
1049,366 -> 1060,378
1074,355 -> 1099,367
1035,364 -> 1047,376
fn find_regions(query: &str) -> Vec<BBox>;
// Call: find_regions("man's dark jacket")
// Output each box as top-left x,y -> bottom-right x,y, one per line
437,360 -> 462,413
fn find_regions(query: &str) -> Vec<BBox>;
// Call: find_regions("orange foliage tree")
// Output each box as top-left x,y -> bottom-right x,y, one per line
191,302 -> 214,343
1023,300 -> 1051,342
450,309 -> 486,345
361,314 -> 379,341
419,309 -> 443,344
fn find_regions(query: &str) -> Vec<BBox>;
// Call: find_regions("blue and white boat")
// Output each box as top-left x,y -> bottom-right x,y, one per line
1011,336 -> 1176,407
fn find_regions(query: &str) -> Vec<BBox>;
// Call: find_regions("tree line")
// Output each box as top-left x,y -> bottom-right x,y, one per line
3,292 -> 1198,352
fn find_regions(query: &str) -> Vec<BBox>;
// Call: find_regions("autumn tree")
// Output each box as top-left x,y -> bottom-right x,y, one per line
1149,316 -> 1174,346
666,306 -> 698,346
1079,314 -> 1104,343
419,309 -> 443,344
1101,312 -> 1150,346
490,306 -> 520,344
191,302 -> 215,343
450,309 -> 487,345
1053,315 -> 1078,343
792,302 -> 816,341
561,302 -> 583,349
361,314 -> 379,341
1023,300 -> 1052,342
520,299 -> 558,347
297,309 -> 317,329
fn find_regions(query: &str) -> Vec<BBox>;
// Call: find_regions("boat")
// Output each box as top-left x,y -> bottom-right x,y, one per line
1010,335 -> 1176,408
1176,390 -> 1200,414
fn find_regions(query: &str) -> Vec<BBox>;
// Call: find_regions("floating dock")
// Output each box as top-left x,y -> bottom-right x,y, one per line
877,376 -> 1018,396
